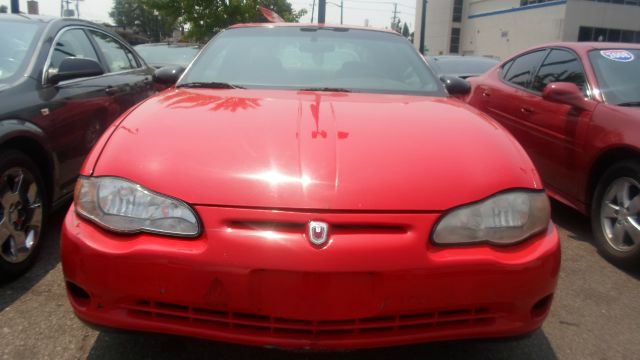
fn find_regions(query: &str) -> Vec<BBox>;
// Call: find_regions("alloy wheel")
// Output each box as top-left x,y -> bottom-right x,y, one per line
600,177 -> 640,252
0,167 -> 43,263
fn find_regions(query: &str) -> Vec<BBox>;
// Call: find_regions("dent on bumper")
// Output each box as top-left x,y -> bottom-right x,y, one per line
61,205 -> 560,349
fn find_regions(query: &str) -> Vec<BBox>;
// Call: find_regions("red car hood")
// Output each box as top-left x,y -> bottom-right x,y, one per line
91,89 -> 541,211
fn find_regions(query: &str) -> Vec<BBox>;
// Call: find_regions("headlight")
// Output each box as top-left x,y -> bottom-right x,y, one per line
75,176 -> 200,237
432,190 -> 550,246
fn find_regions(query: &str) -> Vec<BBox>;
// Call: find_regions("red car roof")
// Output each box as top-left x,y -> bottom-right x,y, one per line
504,41 -> 640,61
539,42 -> 640,51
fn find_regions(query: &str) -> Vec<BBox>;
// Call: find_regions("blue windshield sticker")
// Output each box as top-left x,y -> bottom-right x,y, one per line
600,50 -> 635,62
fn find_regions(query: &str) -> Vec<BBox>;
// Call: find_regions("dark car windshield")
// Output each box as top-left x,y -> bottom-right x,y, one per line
179,26 -> 444,96
135,44 -> 200,67
0,20 -> 42,82
589,49 -> 640,106
429,56 -> 499,77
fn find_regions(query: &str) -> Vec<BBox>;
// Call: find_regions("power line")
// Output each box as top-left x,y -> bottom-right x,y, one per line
340,5 -> 412,14
344,0 -> 415,9
311,3 -> 413,14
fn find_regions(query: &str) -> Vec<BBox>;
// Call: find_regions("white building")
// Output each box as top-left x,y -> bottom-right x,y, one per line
414,0 -> 640,59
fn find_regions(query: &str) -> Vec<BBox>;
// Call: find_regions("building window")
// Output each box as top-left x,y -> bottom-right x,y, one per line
578,26 -> 640,43
452,0 -> 463,22
578,27 -> 593,41
520,0 -> 560,7
449,27 -> 461,54
583,0 -> 640,6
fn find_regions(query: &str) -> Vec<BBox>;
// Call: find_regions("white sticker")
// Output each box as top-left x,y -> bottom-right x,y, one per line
600,50 -> 635,62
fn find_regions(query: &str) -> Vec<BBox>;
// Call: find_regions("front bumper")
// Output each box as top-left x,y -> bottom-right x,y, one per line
61,205 -> 560,349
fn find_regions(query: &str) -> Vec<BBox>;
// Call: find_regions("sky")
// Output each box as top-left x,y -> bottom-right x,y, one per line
0,0 -> 418,32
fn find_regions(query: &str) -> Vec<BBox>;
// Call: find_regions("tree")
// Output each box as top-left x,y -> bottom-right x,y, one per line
110,0 -> 177,42
0,5 -> 7,13
390,17 -> 401,33
401,22 -> 410,38
144,0 -> 306,43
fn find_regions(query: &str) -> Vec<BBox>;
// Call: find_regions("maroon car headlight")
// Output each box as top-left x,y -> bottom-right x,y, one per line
74,176 -> 201,237
432,190 -> 550,246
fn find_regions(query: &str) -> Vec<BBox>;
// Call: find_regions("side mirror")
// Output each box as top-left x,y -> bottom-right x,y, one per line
440,75 -> 471,96
48,57 -> 104,84
542,82 -> 595,111
153,66 -> 185,86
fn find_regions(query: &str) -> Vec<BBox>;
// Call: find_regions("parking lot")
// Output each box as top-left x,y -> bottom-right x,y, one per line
0,201 -> 637,360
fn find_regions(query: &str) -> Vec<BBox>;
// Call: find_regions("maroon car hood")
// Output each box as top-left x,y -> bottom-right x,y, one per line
91,89 -> 540,211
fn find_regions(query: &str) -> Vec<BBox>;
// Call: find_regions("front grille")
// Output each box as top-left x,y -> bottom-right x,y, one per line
122,300 -> 497,339
227,220 -> 408,235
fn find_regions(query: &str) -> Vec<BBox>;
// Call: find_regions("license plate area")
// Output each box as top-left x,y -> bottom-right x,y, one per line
249,270 -> 381,320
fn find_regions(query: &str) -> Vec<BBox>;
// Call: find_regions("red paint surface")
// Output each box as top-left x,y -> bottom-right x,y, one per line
63,37 -> 561,348
62,206 -> 559,349
84,88 -> 540,211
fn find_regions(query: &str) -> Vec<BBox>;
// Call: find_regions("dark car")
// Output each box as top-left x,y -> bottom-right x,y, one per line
134,43 -> 201,69
466,42 -> 640,268
0,14 -> 155,281
426,55 -> 499,79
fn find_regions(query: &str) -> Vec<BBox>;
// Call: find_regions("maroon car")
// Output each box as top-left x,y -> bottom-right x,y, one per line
467,42 -> 640,269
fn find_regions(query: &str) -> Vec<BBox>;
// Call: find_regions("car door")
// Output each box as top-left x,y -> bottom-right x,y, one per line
86,29 -> 154,113
522,48 -> 592,200
474,48 -> 588,200
39,26 -> 116,195
478,49 -> 548,143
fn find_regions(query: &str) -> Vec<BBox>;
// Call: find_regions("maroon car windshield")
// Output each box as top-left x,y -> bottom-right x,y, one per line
589,49 -> 640,106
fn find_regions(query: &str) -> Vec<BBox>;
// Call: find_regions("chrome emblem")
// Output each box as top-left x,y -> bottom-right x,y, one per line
308,221 -> 329,246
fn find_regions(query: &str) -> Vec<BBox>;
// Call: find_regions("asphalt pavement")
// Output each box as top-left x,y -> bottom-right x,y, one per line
1,202 -> 638,360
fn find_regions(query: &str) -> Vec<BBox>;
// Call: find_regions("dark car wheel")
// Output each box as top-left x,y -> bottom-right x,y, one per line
591,160 -> 640,269
0,150 -> 47,282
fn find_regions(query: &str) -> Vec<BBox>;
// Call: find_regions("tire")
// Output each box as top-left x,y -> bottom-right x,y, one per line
591,160 -> 640,270
0,150 -> 48,283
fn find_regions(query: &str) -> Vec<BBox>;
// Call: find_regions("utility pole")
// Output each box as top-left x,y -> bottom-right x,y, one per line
340,0 -> 343,25
318,0 -> 326,24
10,0 -> 19,13
311,0 -> 316,22
419,0 -> 427,54
392,3 -> 398,30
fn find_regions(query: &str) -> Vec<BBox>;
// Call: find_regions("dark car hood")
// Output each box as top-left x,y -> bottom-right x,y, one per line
91,88 -> 540,211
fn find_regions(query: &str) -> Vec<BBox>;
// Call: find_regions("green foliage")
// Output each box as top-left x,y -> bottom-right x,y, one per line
390,17 -> 401,33
0,5 -> 7,13
109,0 -> 177,42
402,22 -> 410,38
143,0 -> 306,43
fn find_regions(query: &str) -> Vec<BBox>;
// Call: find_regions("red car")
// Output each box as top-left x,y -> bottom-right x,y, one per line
466,42 -> 640,269
61,24 -> 560,349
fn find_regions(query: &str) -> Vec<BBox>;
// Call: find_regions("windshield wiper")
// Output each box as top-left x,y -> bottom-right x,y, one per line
617,101 -> 640,107
299,87 -> 351,92
177,82 -> 244,89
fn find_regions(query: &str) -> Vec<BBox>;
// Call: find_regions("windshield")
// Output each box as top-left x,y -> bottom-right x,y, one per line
135,44 -> 200,67
430,57 -> 499,76
180,26 -> 443,96
0,20 -> 42,82
589,49 -> 640,106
